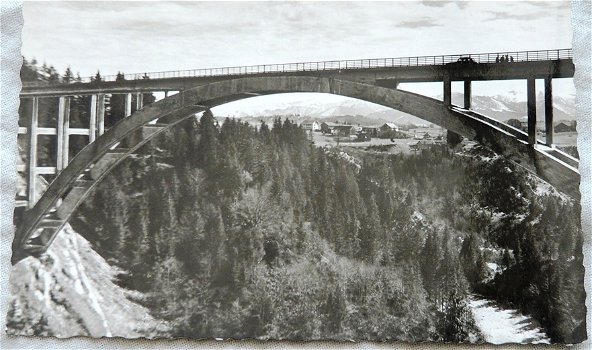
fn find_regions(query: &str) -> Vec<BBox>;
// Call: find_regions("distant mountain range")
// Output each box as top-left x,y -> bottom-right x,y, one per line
214,92 -> 575,127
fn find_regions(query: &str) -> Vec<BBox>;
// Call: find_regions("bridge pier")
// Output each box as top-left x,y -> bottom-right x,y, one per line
545,76 -> 554,146
125,93 -> 132,117
443,75 -> 451,106
97,94 -> 105,136
89,95 -> 97,142
527,78 -> 537,145
464,80 -> 471,109
56,96 -> 71,171
27,97 -> 39,208
136,92 -> 144,110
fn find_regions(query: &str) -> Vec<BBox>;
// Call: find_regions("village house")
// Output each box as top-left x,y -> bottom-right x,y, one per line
379,123 -> 399,133
301,120 -> 320,131
333,124 -> 357,137
508,118 -> 545,132
361,126 -> 380,136
408,139 -> 438,151
320,122 -> 339,134
555,121 -> 577,133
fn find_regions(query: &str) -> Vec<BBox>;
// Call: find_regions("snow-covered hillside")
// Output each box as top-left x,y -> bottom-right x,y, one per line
7,223 -> 162,338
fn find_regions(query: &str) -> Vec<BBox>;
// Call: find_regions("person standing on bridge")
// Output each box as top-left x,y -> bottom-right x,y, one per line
496,54 -> 500,63
510,56 -> 514,63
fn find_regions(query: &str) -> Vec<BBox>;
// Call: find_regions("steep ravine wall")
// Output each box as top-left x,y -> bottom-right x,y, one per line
7,223 -> 162,338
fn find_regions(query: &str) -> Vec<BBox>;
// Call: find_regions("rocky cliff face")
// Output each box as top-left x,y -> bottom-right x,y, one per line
6,223 -> 162,338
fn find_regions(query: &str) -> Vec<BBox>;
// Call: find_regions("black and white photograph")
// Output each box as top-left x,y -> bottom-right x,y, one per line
4,0 -> 587,345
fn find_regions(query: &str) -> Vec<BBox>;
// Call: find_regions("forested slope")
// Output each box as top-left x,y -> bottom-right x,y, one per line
74,111 -> 584,342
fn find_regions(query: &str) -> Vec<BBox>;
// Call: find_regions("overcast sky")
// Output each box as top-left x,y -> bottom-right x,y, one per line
22,1 -> 575,113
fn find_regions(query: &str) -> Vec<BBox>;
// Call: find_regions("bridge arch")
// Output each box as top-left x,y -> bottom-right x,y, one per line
12,76 -> 579,263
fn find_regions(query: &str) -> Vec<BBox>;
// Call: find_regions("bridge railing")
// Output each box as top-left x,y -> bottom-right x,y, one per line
39,48 -> 574,84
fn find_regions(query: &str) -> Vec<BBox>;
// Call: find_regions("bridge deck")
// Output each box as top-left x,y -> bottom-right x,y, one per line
20,49 -> 574,96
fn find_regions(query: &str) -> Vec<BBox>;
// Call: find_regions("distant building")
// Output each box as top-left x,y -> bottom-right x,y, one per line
507,118 -> 523,130
361,126 -> 379,136
320,122 -> 339,134
380,123 -> 399,133
301,121 -> 320,131
408,139 -> 437,151
333,125 -> 357,137
555,121 -> 577,133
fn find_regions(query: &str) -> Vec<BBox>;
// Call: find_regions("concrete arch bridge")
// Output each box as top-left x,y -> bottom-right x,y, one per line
12,49 -> 579,264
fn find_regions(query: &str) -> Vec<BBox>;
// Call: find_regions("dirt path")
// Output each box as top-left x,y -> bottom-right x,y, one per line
469,296 -> 551,345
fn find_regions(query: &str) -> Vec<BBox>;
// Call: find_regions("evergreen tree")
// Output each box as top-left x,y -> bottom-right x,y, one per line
358,194 -> 380,263
62,66 -> 74,83
446,130 -> 462,148
195,109 -> 219,174
421,231 -> 442,301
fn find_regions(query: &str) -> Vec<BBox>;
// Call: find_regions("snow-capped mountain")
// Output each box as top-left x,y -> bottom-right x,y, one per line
213,95 -> 387,119
455,93 -> 576,122
213,91 -> 575,125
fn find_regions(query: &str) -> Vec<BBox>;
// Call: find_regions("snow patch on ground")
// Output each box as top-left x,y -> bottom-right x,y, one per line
528,173 -> 572,203
486,262 -> 499,273
469,296 -> 550,345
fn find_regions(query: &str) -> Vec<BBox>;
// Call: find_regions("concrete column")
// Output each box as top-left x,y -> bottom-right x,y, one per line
443,75 -> 451,106
61,97 -> 71,167
56,97 -> 65,171
464,80 -> 471,109
527,78 -> 537,145
89,94 -> 97,142
27,97 -> 39,207
136,92 -> 144,110
97,94 -> 105,135
544,77 -> 554,146
125,93 -> 132,116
